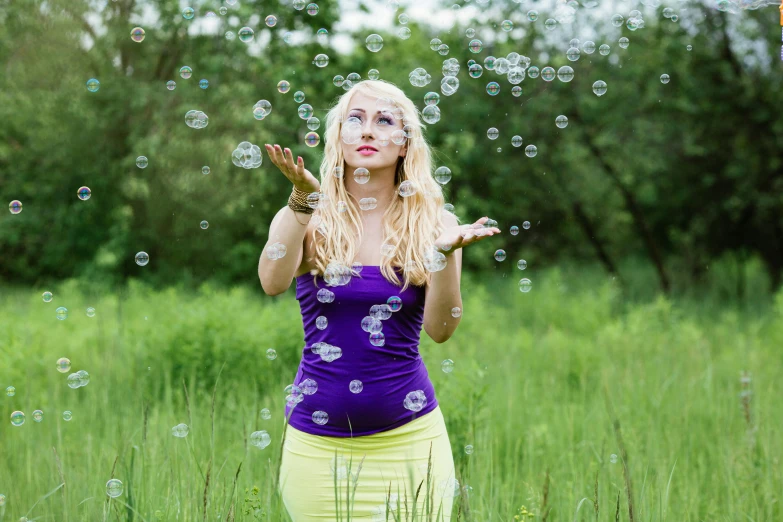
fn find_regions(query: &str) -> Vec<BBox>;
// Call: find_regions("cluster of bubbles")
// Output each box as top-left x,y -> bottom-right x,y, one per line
409,67 -> 432,87
232,141 -> 263,169
184,109 -> 209,129
333,71 -> 362,92
67,370 -> 91,389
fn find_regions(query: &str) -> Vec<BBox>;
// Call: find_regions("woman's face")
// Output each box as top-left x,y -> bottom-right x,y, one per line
341,91 -> 407,173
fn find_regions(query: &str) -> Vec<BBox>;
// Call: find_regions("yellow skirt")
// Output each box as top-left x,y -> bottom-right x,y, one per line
278,406 -> 456,521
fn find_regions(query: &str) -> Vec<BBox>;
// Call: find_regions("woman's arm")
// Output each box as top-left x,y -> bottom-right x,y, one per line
423,212 -> 463,343
258,206 -> 311,296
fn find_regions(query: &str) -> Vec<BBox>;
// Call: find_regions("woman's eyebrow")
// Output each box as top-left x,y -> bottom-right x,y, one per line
348,108 -> 385,114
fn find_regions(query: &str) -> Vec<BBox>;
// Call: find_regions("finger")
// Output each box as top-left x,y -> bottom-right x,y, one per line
267,144 -> 282,168
296,156 -> 305,177
474,216 -> 489,226
283,148 -> 297,176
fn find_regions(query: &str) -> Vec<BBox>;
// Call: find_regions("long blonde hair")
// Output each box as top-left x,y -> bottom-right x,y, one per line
310,79 -> 450,292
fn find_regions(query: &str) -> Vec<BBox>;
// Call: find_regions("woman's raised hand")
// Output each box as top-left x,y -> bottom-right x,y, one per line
434,216 -> 501,255
265,144 -> 321,193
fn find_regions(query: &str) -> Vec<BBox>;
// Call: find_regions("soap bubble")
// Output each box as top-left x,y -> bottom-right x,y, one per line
261,408 -> 271,420
166,80 -> 176,90
9,200 -> 22,214
512,136 -> 523,148
566,47 -> 581,61
179,66 -> 192,79
519,278 -> 533,293
660,74 -> 670,84
611,14 -> 624,26
494,249 -> 506,261
403,390 -> 427,412
583,41 -> 596,54
468,39 -> 483,53
232,141 -> 263,168
501,19 -> 513,31
399,180 -> 416,197
33,410 -> 43,422
277,80 -> 290,94
265,15 -> 277,27
451,307 -> 462,317
424,92 -> 440,106
387,296 -> 403,311
541,67 -> 556,81
610,453 -> 618,463
528,66 -> 539,78
599,44 -> 611,56
368,68 -> 380,80
6,386 -> 15,396
305,132 -> 320,147
172,423 -> 189,437
354,168 -> 370,184
312,411 -> 329,425
307,3 -> 319,15
77,370 -> 90,387
592,80 -> 607,96
182,7 -> 195,19
307,117 -> 321,131
518,259 -> 528,270
10,411 -> 25,426
313,54 -> 329,67
619,37 -> 629,49
545,18 -> 557,30
556,115 -> 568,128
86,78 -> 100,92
251,430 -> 272,449
136,156 -> 148,168
366,34 -> 384,52
527,10 -> 538,21
397,27 -> 411,39
298,104 -> 314,119
487,128 -> 499,140
369,332 -> 385,346
349,380 -> 364,393
266,348 -> 277,360
199,79 -> 208,89
422,105 -> 441,124
441,359 -> 454,373
523,221 -> 531,229
316,316 -> 328,329
300,378 -> 318,395
468,63 -> 483,78
57,357 -> 71,373
86,307 -> 96,317
135,252 -> 150,266
238,27 -> 254,42
510,226 -> 519,235
486,82 -> 500,96
131,27 -> 145,43
525,145 -> 538,157
56,307 -> 68,320
77,186 -> 91,201
41,291 -> 54,302
106,479 -> 123,498
63,410 -> 73,421
465,444 -> 474,454
557,66 -> 574,82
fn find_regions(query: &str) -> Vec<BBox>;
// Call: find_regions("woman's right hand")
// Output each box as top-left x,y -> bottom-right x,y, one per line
265,144 -> 321,193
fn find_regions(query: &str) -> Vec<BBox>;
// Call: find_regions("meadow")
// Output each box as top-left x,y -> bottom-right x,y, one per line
1,259 -> 781,522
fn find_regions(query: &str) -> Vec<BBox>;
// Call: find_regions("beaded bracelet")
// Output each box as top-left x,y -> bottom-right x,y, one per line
288,186 -> 316,215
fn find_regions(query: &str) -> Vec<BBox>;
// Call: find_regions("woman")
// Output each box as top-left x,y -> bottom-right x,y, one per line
258,79 -> 500,520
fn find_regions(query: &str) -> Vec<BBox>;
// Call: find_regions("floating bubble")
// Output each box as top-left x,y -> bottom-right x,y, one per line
599,44 -> 611,56
261,408 -> 271,420
359,197 -> 377,210
77,370 -> 90,387
313,54 -> 329,67
686,44 -> 692,51
6,386 -> 14,396
202,166 -> 210,175
466,28 -> 475,37
368,68 -> 380,80
523,221 -> 531,229
433,166 -> 452,185
182,7 -> 195,19
545,18 -> 557,30
349,380 -> 364,393
403,390 -> 427,412
611,13 -> 624,26
277,80 -> 290,94
387,296 -> 403,311
77,186 -> 91,201
63,410 -> 72,421
135,252 -> 150,266
510,225 -> 519,235
106,479 -> 123,498
399,180 -> 416,197
56,307 -> 68,320
494,249 -> 506,261
199,79 -> 208,89
172,423 -> 189,437
610,453 -> 618,463
582,41 -> 596,54
422,105 -> 441,124
354,168 -> 370,184
86,78 -> 100,92
298,104 -> 314,119
225,31 -> 235,40
660,74 -> 670,84
556,115 -> 568,128
57,357 -> 71,373
525,145 -> 538,157
131,27 -> 145,43
519,278 -> 532,293
487,128 -> 499,140
238,27 -> 254,42
557,65 -> 574,82
300,378 -> 318,395
232,141 -> 263,168
619,37 -> 629,49
10,411 -> 24,426
592,80 -> 607,96
293,0 -> 306,9
501,19 -> 513,31
424,92 -> 440,106
219,6 -> 227,15
305,132 -> 320,147
566,47 -> 580,61
333,75 -> 344,87
179,66 -> 192,79
397,27 -> 411,39
438,44 -> 449,56
486,82 -> 500,96
541,66 -> 556,81
266,348 -> 277,360
465,444 -> 474,455
312,411 -> 328,425
468,63 -> 483,78
316,316 -> 328,330
136,156 -> 148,168
265,14 -> 277,27
528,66 -> 540,78
451,307 -> 462,318
369,332 -> 385,346
398,12 -> 409,24
527,10 -> 538,21
9,200 -> 22,214
33,410 -> 43,422
251,430 -> 272,449
409,67 -> 432,87
166,80 -> 176,91
0,494 -> 5,506
441,359 -> 454,373
306,3 -> 319,15
198,220 -> 208,230
468,39 -> 483,53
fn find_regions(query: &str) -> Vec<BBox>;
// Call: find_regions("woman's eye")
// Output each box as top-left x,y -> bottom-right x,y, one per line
378,116 -> 394,125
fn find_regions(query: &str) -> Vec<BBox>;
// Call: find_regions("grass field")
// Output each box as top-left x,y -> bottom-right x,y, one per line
1,260 -> 781,521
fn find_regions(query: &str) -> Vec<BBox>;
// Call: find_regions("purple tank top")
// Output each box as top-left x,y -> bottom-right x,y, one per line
284,265 -> 438,437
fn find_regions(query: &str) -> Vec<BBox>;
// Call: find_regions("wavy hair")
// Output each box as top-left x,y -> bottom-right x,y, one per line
309,79 -> 451,292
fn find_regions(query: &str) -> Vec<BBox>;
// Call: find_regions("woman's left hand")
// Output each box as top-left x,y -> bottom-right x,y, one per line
434,216 -> 501,255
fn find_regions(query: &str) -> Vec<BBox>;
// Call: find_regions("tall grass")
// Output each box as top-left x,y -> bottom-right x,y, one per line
0,260 -> 781,521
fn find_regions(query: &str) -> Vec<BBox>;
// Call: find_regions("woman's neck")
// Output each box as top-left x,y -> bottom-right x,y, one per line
343,166 -> 397,215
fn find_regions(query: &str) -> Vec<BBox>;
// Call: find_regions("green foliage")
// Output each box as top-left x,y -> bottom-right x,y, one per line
1,263 -> 781,520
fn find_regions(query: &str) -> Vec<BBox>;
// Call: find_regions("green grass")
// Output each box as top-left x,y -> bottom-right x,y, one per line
0,261 -> 781,521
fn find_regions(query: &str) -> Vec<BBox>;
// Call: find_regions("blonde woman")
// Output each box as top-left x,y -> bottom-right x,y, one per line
258,79 -> 500,520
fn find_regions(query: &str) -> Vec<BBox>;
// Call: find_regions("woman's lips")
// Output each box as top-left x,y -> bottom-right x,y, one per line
358,148 -> 377,156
